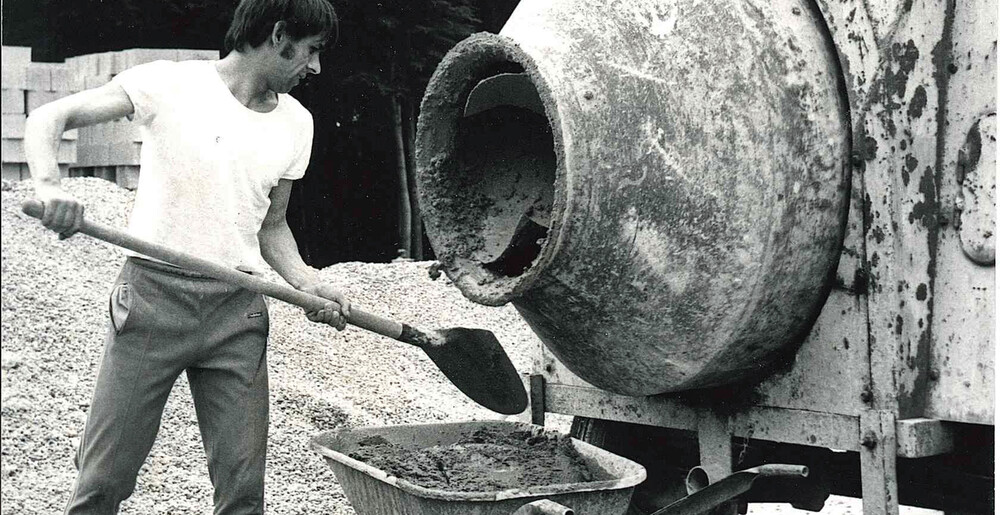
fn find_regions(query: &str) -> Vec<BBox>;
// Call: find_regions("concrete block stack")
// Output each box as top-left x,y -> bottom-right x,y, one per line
2,46 -> 80,182
2,46 -> 219,189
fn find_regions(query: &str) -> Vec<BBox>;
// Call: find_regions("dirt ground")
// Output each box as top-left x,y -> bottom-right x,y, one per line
1,178 -> 941,514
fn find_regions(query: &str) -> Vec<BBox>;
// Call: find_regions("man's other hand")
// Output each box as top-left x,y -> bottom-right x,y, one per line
34,185 -> 85,239
301,282 -> 351,331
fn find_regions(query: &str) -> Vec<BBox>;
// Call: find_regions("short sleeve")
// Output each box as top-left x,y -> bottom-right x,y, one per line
111,60 -> 176,126
281,111 -> 314,181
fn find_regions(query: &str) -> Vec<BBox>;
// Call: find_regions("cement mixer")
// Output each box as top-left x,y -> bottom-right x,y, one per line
415,0 -> 995,513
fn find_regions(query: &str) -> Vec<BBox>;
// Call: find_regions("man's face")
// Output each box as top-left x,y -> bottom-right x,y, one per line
270,33 -> 326,93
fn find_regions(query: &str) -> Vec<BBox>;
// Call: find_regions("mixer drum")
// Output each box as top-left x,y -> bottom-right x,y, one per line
416,0 -> 851,395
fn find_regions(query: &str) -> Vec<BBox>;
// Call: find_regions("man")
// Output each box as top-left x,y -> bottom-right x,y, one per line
24,0 -> 347,512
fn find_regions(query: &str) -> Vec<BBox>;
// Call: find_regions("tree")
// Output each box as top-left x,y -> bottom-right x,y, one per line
333,0 -> 479,259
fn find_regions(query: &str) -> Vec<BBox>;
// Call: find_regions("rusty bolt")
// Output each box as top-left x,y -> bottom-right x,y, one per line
583,91 -> 594,100
929,368 -> 940,381
956,149 -> 969,182
792,6 -> 802,14
861,431 -> 878,449
860,389 -> 873,404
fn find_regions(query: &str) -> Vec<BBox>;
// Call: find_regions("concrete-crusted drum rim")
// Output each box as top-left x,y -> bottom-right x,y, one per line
416,33 -> 568,306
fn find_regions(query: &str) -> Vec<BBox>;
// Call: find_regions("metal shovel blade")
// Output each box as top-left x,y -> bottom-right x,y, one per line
418,327 -> 528,415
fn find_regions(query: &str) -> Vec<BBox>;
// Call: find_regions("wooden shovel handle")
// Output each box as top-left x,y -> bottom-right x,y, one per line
22,199 -> 404,340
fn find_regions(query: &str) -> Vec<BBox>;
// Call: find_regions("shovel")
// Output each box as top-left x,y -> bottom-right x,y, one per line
22,199 -> 528,415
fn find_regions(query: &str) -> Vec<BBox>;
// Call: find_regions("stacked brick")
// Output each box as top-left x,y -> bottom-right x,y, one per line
2,46 -> 80,182
1,46 -> 219,189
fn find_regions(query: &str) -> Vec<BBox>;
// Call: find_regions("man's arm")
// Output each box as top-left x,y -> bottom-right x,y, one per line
259,179 -> 351,329
25,83 -> 135,236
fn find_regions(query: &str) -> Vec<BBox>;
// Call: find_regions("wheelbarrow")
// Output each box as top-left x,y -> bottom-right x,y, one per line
309,420 -> 646,515
310,420 -> 811,515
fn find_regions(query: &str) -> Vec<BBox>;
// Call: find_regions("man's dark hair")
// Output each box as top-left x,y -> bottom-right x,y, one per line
224,0 -> 339,54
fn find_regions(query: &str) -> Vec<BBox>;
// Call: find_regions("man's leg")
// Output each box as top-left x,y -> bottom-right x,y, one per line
188,291 -> 270,515
65,262 -> 187,514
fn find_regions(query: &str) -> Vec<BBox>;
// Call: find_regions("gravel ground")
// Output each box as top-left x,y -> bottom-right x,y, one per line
1,178 -> 939,514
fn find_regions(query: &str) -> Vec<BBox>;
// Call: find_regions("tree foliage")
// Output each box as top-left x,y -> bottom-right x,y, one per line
2,0 -> 233,61
332,0 -> 478,99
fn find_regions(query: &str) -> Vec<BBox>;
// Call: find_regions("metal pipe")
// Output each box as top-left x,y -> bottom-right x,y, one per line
653,464 -> 809,515
511,499 -> 575,515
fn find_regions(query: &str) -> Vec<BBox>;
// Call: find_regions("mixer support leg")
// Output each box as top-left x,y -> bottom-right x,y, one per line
860,410 -> 900,515
698,409 -> 733,482
530,374 -> 546,426
696,410 -> 739,514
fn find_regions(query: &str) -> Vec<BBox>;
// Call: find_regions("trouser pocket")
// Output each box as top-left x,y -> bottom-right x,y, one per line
109,283 -> 133,335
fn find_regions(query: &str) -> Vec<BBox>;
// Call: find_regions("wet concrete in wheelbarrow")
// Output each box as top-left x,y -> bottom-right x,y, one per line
348,426 -> 598,492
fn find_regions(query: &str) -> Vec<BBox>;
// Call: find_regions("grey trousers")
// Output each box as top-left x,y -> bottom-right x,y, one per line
65,257 -> 270,515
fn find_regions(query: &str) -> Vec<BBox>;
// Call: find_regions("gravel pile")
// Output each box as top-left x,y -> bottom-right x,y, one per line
1,178 -> 549,514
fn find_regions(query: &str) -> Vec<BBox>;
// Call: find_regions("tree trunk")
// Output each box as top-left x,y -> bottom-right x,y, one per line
391,95 -> 412,259
402,97 -> 423,260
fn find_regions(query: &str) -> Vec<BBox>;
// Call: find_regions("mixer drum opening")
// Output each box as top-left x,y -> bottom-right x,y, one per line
456,74 -> 556,279
417,50 -> 567,307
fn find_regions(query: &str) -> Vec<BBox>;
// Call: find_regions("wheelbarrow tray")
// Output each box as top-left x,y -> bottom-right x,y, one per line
310,420 -> 646,515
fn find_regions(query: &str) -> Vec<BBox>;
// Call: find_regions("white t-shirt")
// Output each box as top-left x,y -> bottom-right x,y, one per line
112,60 -> 313,272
